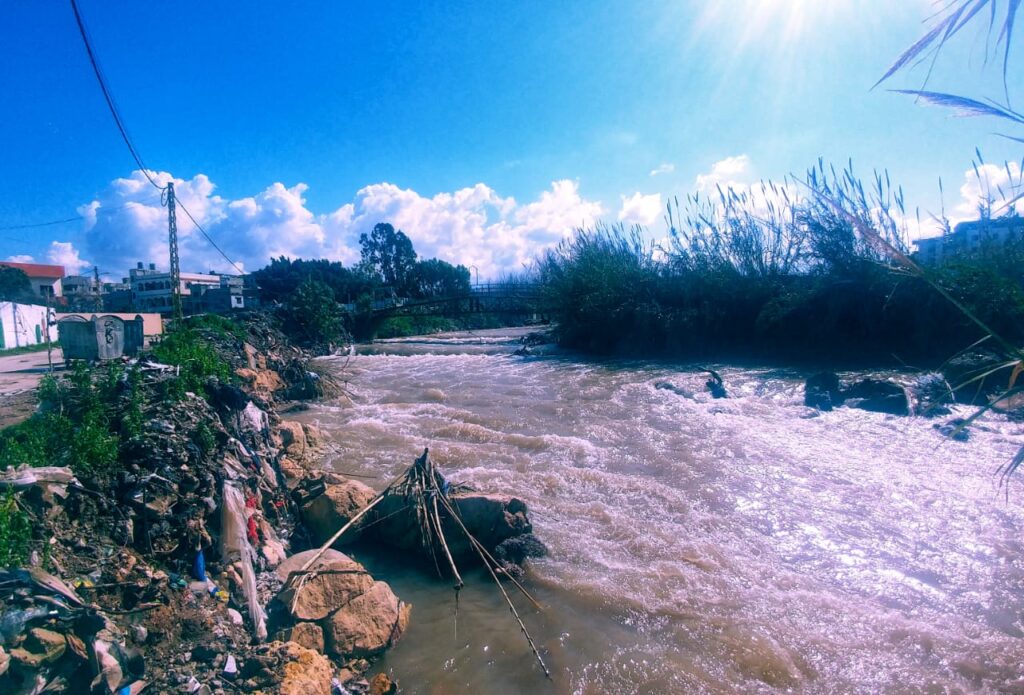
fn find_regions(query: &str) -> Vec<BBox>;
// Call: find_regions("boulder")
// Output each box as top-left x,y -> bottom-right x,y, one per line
654,381 -> 694,398
302,423 -> 323,450
493,533 -> 548,567
301,480 -> 376,546
275,641 -> 334,695
278,456 -> 313,489
369,673 -> 398,695
908,373 -> 954,417
235,367 -> 287,396
934,418 -> 970,442
287,622 -> 325,654
941,350 -> 1015,405
450,494 -> 532,552
277,421 -> 307,459
840,379 -> 909,416
373,493 -> 533,560
274,549 -> 375,622
804,371 -> 841,411
324,581 -> 411,659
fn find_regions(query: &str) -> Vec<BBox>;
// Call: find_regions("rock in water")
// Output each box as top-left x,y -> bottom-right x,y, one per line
373,492 -> 534,560
272,549 -> 410,661
908,373 -> 954,417
840,379 -> 910,416
941,350 -> 1015,405
804,371 -> 842,411
369,672 -> 398,695
300,481 -> 376,546
324,581 -> 410,659
934,418 -> 970,442
654,381 -> 694,398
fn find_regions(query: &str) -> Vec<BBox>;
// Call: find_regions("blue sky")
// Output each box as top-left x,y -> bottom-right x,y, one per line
1,1 -> 1021,278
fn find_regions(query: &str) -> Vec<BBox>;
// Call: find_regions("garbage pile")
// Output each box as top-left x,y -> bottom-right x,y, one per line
0,317 -> 407,694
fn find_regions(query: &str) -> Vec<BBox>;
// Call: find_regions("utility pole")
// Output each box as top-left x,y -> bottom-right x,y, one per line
166,182 -> 183,321
92,265 -> 102,312
45,293 -> 53,375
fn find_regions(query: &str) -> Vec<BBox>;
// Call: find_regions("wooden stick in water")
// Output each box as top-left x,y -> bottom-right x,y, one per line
438,493 -> 551,680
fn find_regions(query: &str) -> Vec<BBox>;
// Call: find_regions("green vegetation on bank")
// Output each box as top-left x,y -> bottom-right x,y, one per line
538,162 -> 1024,363
0,314 -> 242,478
252,222 -> 479,344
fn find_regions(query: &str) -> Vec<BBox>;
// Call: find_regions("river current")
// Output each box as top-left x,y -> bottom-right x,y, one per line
293,328 -> 1024,694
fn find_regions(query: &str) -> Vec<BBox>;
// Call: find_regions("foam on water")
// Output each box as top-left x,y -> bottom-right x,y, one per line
294,329 -> 1024,694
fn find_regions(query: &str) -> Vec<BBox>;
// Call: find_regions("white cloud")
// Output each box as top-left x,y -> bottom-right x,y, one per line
950,161 -> 1024,224
73,170 -> 603,280
46,241 -> 91,275
695,155 -> 752,194
650,163 -> 675,177
5,255 -> 35,263
618,192 -> 662,226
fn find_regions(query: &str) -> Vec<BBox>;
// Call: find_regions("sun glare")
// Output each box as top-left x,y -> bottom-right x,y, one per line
695,0 -> 848,51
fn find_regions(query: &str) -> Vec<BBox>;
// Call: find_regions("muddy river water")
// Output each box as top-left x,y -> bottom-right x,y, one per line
293,328 -> 1024,694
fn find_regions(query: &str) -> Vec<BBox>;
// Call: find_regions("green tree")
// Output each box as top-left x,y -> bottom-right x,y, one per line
358,223 -> 418,293
408,259 -> 471,298
252,256 -> 377,304
284,278 -> 345,349
0,266 -> 32,302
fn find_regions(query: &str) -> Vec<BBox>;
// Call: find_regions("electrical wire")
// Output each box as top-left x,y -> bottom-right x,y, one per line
0,195 -> 164,232
174,198 -> 246,275
0,217 -> 82,232
69,0 -> 163,191
68,0 -> 245,276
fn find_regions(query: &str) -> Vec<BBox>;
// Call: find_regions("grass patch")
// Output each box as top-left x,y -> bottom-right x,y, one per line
0,490 -> 31,568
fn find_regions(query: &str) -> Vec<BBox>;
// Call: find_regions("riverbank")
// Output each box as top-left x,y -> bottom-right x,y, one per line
0,314 -> 544,694
294,327 -> 1024,693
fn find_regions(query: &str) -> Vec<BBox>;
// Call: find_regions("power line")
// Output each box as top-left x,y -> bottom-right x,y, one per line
174,197 -> 245,275
68,0 -> 245,276
0,195 -> 165,232
0,217 -> 82,232
69,0 -> 163,191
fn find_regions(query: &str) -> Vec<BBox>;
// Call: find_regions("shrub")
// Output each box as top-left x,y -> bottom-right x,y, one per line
281,278 -> 346,350
0,490 -> 31,568
152,328 -> 233,399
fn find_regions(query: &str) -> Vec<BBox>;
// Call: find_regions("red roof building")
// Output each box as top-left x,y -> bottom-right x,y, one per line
0,261 -> 66,299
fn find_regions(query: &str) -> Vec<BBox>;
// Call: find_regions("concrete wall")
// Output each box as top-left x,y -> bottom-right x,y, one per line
0,303 -> 57,350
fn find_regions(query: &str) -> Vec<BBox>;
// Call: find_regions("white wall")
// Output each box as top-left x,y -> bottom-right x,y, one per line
0,302 -> 57,350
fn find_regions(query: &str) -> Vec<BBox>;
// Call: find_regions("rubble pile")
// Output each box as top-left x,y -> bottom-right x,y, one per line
0,316 -> 406,694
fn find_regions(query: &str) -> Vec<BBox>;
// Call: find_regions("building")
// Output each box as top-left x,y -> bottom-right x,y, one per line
187,274 -> 260,314
129,262 -> 222,314
0,302 -> 57,350
0,261 -> 65,300
62,274 -> 102,310
127,261 -> 257,315
915,217 -> 1024,265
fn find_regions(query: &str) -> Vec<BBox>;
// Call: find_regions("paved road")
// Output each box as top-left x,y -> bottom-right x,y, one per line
0,348 -> 63,427
0,348 -> 63,396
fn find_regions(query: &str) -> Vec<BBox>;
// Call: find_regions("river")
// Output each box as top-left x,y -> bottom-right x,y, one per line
293,327 -> 1024,694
